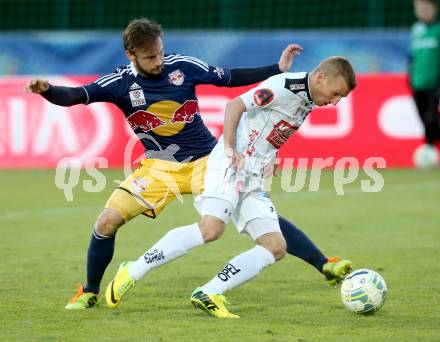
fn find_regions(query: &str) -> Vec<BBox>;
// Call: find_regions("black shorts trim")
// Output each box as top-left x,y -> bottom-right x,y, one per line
116,186 -> 156,219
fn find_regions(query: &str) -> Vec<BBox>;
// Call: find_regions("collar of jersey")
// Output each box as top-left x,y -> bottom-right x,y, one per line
305,73 -> 314,104
130,62 -> 138,77
130,61 -> 166,81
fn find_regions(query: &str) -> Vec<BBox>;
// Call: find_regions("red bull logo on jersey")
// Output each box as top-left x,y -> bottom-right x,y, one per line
127,100 -> 200,136
170,100 -> 200,123
127,110 -> 166,133
168,69 -> 185,86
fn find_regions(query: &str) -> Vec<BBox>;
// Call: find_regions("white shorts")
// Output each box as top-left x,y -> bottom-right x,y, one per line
194,195 -> 280,240
194,144 -> 279,239
200,142 -> 266,204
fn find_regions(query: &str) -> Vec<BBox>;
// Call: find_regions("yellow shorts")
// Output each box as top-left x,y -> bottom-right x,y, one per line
105,156 -> 208,221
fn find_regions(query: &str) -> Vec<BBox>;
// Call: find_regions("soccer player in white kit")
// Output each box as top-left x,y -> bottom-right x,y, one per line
106,56 -> 357,318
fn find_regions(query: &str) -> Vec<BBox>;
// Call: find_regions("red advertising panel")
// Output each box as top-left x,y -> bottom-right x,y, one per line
0,74 -> 425,168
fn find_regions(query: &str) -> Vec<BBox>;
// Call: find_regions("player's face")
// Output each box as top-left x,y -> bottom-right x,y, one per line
311,73 -> 350,107
127,38 -> 164,77
414,0 -> 437,23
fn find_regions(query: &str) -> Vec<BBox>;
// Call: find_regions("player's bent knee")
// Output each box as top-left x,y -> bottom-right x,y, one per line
256,233 -> 287,261
198,215 -> 226,242
274,240 -> 287,261
95,208 -> 125,236
268,239 -> 287,261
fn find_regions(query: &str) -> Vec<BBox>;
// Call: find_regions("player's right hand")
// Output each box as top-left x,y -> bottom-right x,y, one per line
25,79 -> 50,94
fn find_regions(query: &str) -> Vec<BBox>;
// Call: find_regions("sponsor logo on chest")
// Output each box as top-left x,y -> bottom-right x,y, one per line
266,120 -> 298,149
289,83 -> 305,91
129,88 -> 146,107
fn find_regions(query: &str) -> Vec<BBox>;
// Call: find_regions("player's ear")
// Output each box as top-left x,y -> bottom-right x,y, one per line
319,71 -> 332,87
313,71 -> 324,86
317,71 -> 326,81
125,49 -> 135,62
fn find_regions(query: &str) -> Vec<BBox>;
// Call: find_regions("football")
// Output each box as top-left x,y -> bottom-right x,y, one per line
341,269 -> 388,314
413,144 -> 439,169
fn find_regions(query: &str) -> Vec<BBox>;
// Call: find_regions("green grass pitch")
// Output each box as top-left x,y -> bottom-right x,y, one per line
1,168 -> 439,341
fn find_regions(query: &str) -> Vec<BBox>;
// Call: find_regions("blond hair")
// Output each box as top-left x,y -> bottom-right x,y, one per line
313,56 -> 357,91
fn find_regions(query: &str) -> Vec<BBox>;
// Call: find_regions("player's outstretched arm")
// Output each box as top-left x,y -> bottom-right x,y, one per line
25,79 -> 87,106
225,44 -> 302,87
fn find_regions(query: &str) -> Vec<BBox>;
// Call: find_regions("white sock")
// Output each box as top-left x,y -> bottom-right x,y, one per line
201,245 -> 275,295
128,223 -> 204,281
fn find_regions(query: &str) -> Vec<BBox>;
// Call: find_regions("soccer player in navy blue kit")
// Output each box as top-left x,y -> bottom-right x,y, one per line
26,18 -> 351,309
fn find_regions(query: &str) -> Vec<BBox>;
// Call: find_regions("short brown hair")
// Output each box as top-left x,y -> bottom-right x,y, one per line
123,18 -> 163,54
314,56 -> 357,91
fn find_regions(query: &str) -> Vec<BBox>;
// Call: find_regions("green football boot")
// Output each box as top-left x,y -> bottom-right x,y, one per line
322,257 -> 353,287
106,261 -> 136,309
190,287 -> 239,318
65,284 -> 99,309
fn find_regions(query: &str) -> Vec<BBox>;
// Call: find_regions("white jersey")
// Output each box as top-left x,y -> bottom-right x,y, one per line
221,72 -> 314,173
196,72 -> 315,236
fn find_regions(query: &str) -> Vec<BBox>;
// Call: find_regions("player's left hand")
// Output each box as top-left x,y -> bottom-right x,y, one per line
225,147 -> 244,171
25,79 -> 50,94
278,44 -> 303,72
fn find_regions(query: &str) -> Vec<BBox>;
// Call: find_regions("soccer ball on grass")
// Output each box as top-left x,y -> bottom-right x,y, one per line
341,269 -> 388,314
413,144 -> 439,169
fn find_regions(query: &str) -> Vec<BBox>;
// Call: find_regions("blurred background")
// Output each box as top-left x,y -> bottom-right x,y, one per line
0,0 -> 414,74
0,0 -> 437,167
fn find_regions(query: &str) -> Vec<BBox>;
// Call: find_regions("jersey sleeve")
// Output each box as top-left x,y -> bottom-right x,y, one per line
183,55 -> 231,86
83,68 -> 126,104
239,75 -> 283,112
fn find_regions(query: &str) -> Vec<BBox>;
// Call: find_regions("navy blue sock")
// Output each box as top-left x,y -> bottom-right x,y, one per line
84,229 -> 115,294
278,215 -> 328,273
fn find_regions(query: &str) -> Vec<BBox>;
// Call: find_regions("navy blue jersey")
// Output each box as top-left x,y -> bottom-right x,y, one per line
83,54 -> 231,162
